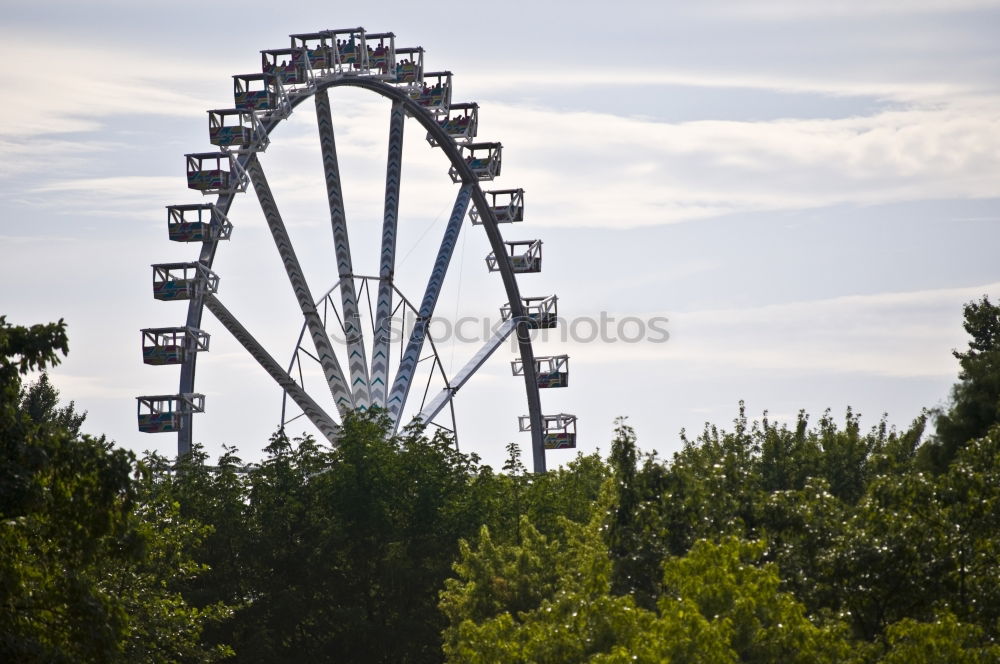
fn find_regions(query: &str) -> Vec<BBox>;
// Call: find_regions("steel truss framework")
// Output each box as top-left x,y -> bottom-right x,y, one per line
139,28 -> 575,473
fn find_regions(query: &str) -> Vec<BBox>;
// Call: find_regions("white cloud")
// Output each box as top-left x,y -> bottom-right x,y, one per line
0,234 -> 77,244
482,99 -> 1000,228
550,282 -> 997,378
5,23 -> 997,233
0,137 -> 128,179
467,69 -> 975,103
32,176 -> 181,194
0,33 -> 228,139
23,176 -> 191,218
25,92 -> 999,231
691,0 -> 1000,20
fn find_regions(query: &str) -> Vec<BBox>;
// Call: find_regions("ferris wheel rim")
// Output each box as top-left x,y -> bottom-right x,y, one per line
173,70 -> 548,470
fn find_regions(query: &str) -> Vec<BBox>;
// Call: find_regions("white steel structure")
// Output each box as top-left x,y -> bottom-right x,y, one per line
138,28 -> 574,473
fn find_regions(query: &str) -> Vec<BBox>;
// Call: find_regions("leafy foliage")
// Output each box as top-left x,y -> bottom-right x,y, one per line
926,295 -> 1000,470
19,372 -> 87,437
5,296 -> 1000,661
439,298 -> 1000,661
442,497 -> 851,663
0,318 -> 229,663
155,411 -> 504,663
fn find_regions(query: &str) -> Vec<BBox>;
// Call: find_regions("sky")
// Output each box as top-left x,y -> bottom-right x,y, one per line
2,1 -> 999,470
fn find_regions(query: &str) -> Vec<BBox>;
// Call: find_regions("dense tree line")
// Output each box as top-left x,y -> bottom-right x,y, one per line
2,297 -> 999,662
0,318 -> 230,662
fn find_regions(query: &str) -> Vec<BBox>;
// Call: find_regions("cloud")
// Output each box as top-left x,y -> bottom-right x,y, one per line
28,91 -> 998,232
467,70 -> 974,104
0,33 -> 227,139
0,136 -> 135,182
5,26 -> 998,235
22,176 -> 191,218
691,0 -> 1000,20
0,234 -> 77,244
547,282 -> 997,378
479,99 -> 1000,228
32,176 -> 182,194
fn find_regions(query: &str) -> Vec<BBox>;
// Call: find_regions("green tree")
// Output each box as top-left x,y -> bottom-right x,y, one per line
0,317 -> 133,662
0,317 -> 229,662
19,372 -> 87,437
441,487 -> 853,663
660,537 -> 855,664
932,428 -> 1000,634
171,410 -> 498,663
878,612 -> 1000,664
109,469 -> 234,663
0,317 -> 69,519
926,296 -> 1000,470
606,416 -> 669,608
761,478 -> 847,620
441,486 -> 669,664
479,442 -> 607,547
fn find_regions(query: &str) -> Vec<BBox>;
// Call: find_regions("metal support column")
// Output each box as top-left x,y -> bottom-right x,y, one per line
204,294 -> 340,444
315,89 -> 371,409
370,101 -> 405,408
246,154 -> 355,416
386,183 -> 472,426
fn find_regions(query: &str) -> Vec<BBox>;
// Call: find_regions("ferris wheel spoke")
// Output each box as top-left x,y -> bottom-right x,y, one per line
418,318 -> 517,425
315,90 -> 372,410
245,154 -> 355,416
386,183 -> 473,427
203,293 -> 341,444
370,100 -> 406,409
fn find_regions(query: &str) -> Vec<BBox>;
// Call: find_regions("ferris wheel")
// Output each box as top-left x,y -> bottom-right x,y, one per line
136,28 -> 576,473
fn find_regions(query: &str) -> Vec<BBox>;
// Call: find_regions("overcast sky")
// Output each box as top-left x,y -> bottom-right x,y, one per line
2,1 -> 998,469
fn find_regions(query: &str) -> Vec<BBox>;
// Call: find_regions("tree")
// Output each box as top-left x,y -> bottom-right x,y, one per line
107,470 -> 234,663
0,317 -> 229,662
165,410 -> 499,663
441,486 -> 853,663
926,296 -> 1000,470
660,537 -> 855,664
0,317 -> 69,520
878,612 -> 1000,664
441,486 -> 668,664
19,372 -> 87,437
0,317 -> 136,662
606,416 -> 668,608
932,428 -> 1000,635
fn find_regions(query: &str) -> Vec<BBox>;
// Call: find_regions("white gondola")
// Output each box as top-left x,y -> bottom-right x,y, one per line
166,204 -> 232,243
512,355 -> 569,388
185,152 -> 248,195
427,102 -> 478,147
500,295 -> 558,329
208,108 -> 269,153
289,31 -> 333,76
141,327 -> 210,366
449,142 -> 502,182
233,73 -> 290,117
392,46 -> 424,88
137,394 -> 205,434
486,239 -> 542,273
410,70 -> 452,118
470,188 -> 524,224
324,27 -> 370,75
261,47 -> 314,91
364,32 -> 396,80
518,413 -> 577,449
151,262 -> 219,302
